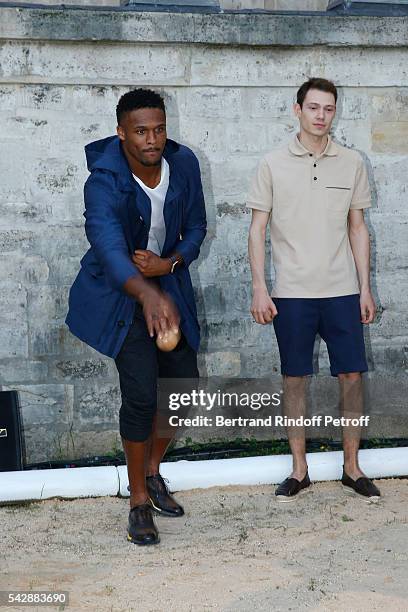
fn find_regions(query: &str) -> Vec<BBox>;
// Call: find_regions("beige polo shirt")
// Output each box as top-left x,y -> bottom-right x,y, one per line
246,135 -> 372,298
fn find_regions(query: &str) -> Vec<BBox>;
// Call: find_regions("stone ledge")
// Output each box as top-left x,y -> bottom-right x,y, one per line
0,6 -> 407,46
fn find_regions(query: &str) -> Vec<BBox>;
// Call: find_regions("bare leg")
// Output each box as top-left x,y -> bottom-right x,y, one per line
122,437 -> 149,509
282,375 -> 309,480
338,372 -> 365,480
145,414 -> 173,477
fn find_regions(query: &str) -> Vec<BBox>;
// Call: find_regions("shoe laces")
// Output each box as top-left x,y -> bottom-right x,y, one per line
148,473 -> 170,494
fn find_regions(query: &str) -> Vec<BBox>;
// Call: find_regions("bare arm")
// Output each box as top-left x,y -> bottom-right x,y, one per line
248,209 -> 277,324
348,209 -> 376,324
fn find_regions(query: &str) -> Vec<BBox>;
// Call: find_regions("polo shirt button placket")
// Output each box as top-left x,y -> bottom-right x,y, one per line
312,157 -> 318,184
310,158 -> 317,183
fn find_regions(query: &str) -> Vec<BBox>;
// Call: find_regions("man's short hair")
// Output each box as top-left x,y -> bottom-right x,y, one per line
296,78 -> 337,108
116,88 -> 166,124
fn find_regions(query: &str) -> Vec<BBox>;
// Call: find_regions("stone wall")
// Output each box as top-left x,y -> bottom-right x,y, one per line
0,0 -> 329,9
0,8 -> 407,462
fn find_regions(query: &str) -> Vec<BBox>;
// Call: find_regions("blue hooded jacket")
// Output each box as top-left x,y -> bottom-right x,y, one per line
65,136 -> 207,358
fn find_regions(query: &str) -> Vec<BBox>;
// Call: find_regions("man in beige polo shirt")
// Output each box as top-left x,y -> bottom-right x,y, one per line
247,78 -> 380,501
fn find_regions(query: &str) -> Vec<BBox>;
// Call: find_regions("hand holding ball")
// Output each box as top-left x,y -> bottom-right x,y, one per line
156,328 -> 181,352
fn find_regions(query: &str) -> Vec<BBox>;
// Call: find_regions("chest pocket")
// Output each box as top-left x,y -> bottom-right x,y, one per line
325,185 -> 351,214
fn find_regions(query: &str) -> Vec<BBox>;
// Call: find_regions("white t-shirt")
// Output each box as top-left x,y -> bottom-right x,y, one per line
133,157 -> 169,256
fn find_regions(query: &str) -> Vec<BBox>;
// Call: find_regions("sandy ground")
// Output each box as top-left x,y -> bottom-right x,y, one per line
1,479 -> 408,612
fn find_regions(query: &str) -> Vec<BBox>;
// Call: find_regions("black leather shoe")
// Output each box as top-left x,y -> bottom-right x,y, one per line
341,468 -> 381,502
275,472 -> 311,502
146,473 -> 184,517
127,503 -> 160,545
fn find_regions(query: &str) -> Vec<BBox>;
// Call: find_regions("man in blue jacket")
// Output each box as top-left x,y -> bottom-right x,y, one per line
66,89 -> 207,545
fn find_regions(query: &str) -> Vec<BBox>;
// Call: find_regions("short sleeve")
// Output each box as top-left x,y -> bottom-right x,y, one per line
350,156 -> 371,210
246,157 -> 273,213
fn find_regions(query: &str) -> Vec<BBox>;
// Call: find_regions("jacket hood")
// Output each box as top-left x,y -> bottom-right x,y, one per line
84,135 -> 180,174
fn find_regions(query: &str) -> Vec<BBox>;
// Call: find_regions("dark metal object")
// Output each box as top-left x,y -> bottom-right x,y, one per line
0,391 -> 24,471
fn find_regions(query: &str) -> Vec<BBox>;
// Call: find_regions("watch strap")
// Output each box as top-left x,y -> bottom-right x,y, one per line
169,254 -> 180,273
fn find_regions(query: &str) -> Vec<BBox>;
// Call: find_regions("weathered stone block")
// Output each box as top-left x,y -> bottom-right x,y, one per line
366,341 -> 408,373
332,120 -> 371,152
75,383 -> 120,427
200,351 -> 241,377
47,254 -> 82,286
28,227 -> 88,269
1,383 -> 74,425
372,122 -> 408,153
194,283 -> 227,317
25,428 -> 121,464
337,88 -> 369,121
0,286 -> 28,359
178,87 -> 243,119
27,284 -> 69,322
0,41 -> 190,85
0,229 -> 35,252
240,346 -> 280,378
179,118 -> 234,163
27,285 -> 70,357
370,155 -> 408,214
369,271 -> 408,339
30,158 -> 81,197
227,120 -> 283,155
0,253 -> 49,284
318,48 -> 408,87
0,359 -> 48,384
223,283 -> 252,315
52,358 -> 110,381
191,47 -> 321,87
368,213 -> 408,273
242,87 -> 294,119
0,200 -> 51,225
202,316 -> 273,352
72,85 -> 125,116
210,157 -> 258,200
59,325 -> 100,358
0,149 -> 28,202
19,84 -> 67,111
196,215 -> 252,283
0,112 -> 51,145
370,88 -> 408,123
0,85 -> 17,110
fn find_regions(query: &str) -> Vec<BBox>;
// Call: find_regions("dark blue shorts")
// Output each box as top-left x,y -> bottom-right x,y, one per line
272,294 -> 368,377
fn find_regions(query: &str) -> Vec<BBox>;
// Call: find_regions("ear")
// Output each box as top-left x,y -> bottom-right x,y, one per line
293,102 -> 302,119
117,124 -> 125,141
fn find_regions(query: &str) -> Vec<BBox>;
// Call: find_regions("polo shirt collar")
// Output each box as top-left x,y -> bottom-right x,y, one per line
289,134 -> 338,158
